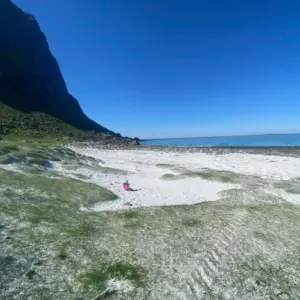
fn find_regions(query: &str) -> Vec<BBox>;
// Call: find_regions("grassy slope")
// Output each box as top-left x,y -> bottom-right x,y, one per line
0,143 -> 140,299
0,103 -> 111,143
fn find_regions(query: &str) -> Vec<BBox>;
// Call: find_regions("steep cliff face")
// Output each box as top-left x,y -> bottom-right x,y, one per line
0,0 -> 114,134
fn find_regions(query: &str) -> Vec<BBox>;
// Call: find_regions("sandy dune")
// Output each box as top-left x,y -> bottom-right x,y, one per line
66,147 -> 300,211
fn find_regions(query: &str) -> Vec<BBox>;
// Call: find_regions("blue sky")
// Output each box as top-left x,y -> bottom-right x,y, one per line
14,0 -> 300,138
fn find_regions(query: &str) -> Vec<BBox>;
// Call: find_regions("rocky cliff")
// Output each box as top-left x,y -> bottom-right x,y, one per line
0,0 -> 115,135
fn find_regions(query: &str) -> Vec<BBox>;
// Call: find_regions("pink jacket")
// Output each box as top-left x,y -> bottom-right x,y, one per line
123,183 -> 132,191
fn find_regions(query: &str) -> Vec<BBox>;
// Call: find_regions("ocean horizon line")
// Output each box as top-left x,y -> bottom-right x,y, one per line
142,132 -> 300,141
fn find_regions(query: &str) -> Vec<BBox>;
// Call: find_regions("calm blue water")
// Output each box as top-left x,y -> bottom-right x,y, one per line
142,134 -> 300,147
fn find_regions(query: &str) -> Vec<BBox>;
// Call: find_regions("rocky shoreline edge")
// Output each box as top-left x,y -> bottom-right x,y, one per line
67,141 -> 300,157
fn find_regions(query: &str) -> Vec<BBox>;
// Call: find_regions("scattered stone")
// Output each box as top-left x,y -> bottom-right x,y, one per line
43,160 -> 53,169
0,129 -> 8,135
131,140 -> 140,146
68,141 -> 300,158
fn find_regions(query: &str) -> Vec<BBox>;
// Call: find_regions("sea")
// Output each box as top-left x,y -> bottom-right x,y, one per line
141,133 -> 300,147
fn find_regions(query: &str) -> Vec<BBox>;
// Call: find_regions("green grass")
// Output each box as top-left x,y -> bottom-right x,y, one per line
0,142 -> 23,156
123,221 -> 142,229
160,174 -> 178,180
26,147 -> 76,163
80,269 -> 108,291
156,163 -> 187,173
24,269 -> 36,280
0,142 -> 70,167
106,262 -> 143,281
96,165 -> 128,175
0,143 -> 126,178
0,144 -> 20,154
218,187 -> 287,205
31,146 -> 127,175
0,170 -> 117,211
80,262 -> 144,291
0,103 -> 100,143
28,157 -> 48,165
119,210 -> 140,219
1,186 -> 300,299
181,169 -> 246,183
160,173 -> 176,180
0,151 -> 123,298
0,154 -> 27,164
0,103 -> 126,144
65,221 -> 96,238
182,218 -> 203,227
2,133 -> 66,144
160,169 -> 239,183
118,211 -> 142,229
0,103 -> 71,134
273,180 -> 300,194
56,250 -> 68,260
156,163 -> 174,168
253,231 -> 273,243
0,156 -> 11,164
236,258 -> 292,292
159,168 -> 264,187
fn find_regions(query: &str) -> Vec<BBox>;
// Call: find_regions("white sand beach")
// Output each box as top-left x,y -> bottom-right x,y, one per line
67,146 -> 300,211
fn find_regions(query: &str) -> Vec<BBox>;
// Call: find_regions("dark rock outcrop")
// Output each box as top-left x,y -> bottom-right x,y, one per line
0,0 -> 114,134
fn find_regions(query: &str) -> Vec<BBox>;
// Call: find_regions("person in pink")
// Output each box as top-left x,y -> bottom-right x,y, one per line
123,180 -> 138,191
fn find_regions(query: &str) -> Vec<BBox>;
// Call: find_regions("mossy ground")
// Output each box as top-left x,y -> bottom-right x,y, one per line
80,262 -> 144,292
156,163 -> 174,168
273,180 -> 300,194
160,168 -> 262,185
0,142 -> 143,299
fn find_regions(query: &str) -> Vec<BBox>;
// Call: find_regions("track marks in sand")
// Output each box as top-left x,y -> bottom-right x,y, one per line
179,210 -> 248,299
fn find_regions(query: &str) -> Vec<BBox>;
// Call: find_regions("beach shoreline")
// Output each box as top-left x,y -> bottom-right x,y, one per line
66,144 -> 300,212
68,141 -> 300,157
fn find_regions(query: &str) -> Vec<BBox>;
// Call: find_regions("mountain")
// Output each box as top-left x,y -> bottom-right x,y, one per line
0,0 -> 120,138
